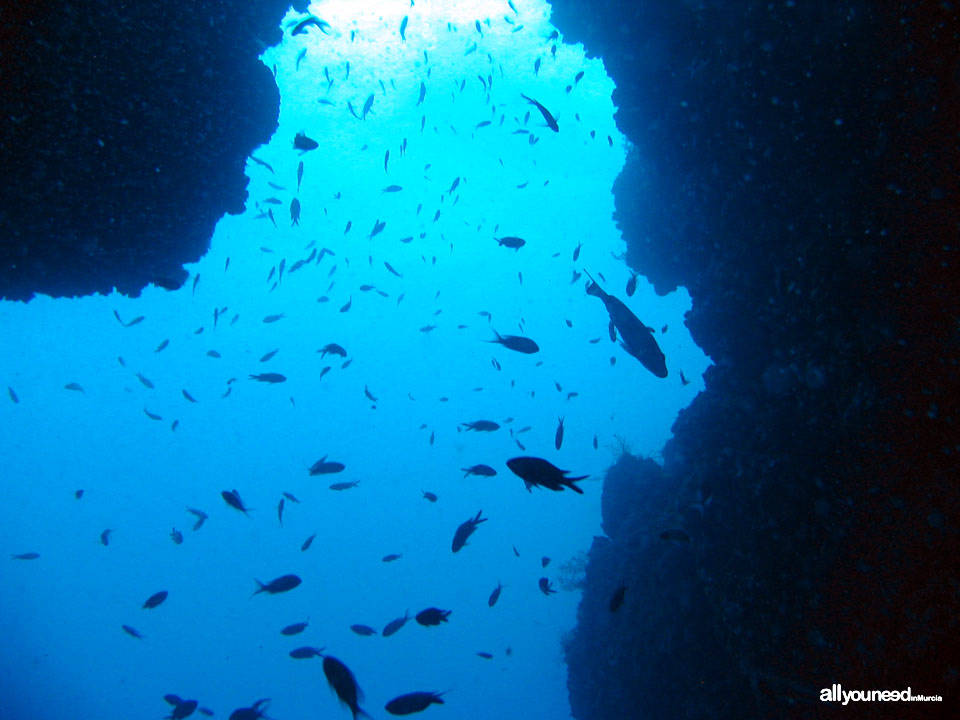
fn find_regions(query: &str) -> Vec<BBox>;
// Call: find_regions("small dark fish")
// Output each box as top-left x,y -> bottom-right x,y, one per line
290,198 -> 301,226
382,553 -> 403,563
659,529 -> 691,542
494,236 -> 525,250
521,93 -> 559,132
122,624 -> 144,639
383,611 -> 411,637
422,490 -> 438,502
368,219 -> 386,238
461,420 -> 499,432
462,464 -> 497,477
268,208 -> 276,228
182,389 -> 198,403
293,132 -> 319,151
262,313 -> 285,324
610,583 -> 628,612
318,343 -> 347,358
340,296 -> 353,313
170,527 -> 183,545
593,435 -> 599,449
222,489 -> 251,515
249,373 -> 286,383
351,624 -> 378,636
113,310 -> 146,327
585,274 -> 667,378
155,339 -> 169,353
167,699 -> 199,719
477,651 -> 493,659
253,574 -> 301,595
187,508 -> 208,531
364,385 -> 378,402
250,155 -> 275,173
573,242 -> 582,261
488,331 -> 538,354
309,456 -> 346,475
323,656 -> 369,719
329,480 -> 360,491
384,261 -> 403,278
143,590 -> 168,609
296,48 -> 307,71
416,81 -> 426,107
301,533 -> 316,551
680,370 -> 690,386
625,272 -> 638,297
64,382 -> 85,393
415,608 -> 450,626
75,489 -> 84,499
297,160 -> 304,192
142,404 -> 160,418
488,582 -> 503,607
451,510 -> 487,553
360,93 -> 376,120
383,184 -> 403,193
134,372 -> 154,389
400,15 -> 408,40
100,529 -> 112,546
281,620 -> 309,636
10,552 -> 40,560
555,417 -> 564,450
541,556 -> 551,568
507,456 -> 587,494
277,498 -> 285,527
385,691 -> 446,715
260,349 -> 279,363
539,577 -> 557,595
291,14 -> 330,35
290,646 -> 325,659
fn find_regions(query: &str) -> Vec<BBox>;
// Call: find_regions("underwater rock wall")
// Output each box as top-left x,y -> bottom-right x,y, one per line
551,1 -> 959,718
0,0 -> 307,301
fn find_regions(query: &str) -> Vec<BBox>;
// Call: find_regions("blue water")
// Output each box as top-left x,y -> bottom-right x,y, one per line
0,2 -> 709,717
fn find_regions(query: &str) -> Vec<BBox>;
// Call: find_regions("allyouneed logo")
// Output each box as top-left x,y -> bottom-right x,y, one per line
820,685 -> 943,705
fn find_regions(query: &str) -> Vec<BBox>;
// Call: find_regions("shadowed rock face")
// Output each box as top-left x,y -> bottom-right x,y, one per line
550,2 -> 959,718
0,0 -> 308,301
